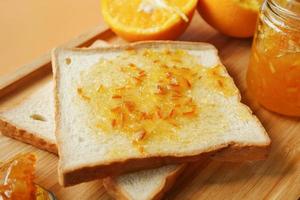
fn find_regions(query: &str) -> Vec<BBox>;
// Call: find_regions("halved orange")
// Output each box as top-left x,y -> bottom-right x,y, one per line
197,0 -> 263,38
101,0 -> 198,41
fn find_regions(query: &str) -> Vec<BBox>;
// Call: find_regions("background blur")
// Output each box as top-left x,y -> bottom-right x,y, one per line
0,0 -> 103,79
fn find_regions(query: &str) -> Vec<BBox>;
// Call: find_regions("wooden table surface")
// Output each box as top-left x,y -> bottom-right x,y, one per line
0,10 -> 299,200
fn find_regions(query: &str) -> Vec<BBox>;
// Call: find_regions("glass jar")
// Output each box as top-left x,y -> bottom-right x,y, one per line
247,0 -> 300,116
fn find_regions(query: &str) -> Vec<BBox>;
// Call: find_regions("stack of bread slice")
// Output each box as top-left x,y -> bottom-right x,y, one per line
0,41 -> 270,200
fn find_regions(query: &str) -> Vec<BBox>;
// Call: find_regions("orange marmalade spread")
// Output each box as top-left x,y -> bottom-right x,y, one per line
0,154 -> 36,200
0,154 -> 53,200
78,49 -> 236,152
247,0 -> 300,116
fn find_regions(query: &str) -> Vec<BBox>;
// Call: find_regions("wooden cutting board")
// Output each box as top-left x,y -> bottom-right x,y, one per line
0,13 -> 299,200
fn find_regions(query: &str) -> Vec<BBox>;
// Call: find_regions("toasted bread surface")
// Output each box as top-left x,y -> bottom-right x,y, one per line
53,42 -> 270,186
53,41 -> 270,186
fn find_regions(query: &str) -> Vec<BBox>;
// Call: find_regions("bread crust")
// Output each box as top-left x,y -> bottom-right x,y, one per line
150,164 -> 186,200
102,178 -> 131,200
52,41 -> 271,187
103,164 -> 186,200
0,116 -> 57,154
58,142 -> 269,186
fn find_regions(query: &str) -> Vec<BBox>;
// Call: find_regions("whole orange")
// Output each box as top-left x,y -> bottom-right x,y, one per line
197,0 -> 262,38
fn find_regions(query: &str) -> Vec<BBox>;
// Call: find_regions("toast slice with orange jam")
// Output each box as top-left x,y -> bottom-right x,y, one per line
52,41 -> 270,187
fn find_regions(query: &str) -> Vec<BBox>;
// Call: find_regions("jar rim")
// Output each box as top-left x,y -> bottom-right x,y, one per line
268,0 -> 300,21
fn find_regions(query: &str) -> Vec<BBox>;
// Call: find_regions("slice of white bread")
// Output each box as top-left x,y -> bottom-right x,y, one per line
0,82 -> 185,200
103,164 -> 186,200
53,41 -> 271,186
0,82 -> 57,154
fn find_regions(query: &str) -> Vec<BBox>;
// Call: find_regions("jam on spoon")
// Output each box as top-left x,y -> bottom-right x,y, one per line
0,153 -> 56,200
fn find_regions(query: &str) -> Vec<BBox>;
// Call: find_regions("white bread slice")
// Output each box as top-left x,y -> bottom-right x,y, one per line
0,81 -> 185,200
0,41 -> 186,200
103,164 -> 186,200
0,82 -> 57,153
53,41 -> 271,186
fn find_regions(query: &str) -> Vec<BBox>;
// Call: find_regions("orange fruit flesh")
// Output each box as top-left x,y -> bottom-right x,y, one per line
101,0 -> 197,41
197,0 -> 262,38
0,153 -> 37,200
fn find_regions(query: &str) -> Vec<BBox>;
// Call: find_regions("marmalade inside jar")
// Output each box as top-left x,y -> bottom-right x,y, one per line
247,1 -> 300,116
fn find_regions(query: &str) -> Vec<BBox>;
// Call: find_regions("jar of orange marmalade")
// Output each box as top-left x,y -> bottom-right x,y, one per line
247,0 -> 300,116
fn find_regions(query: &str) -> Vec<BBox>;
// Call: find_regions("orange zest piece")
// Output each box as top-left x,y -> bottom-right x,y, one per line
156,85 -> 167,95
112,95 -> 122,99
111,119 -> 117,128
124,101 -> 136,112
168,108 -> 176,118
77,88 -> 90,101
